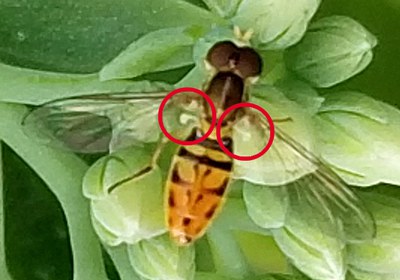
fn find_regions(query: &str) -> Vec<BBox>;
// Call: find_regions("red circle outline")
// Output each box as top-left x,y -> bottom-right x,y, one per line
216,102 -> 275,161
158,87 -> 217,146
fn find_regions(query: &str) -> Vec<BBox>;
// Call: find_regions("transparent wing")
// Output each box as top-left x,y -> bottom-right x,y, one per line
235,109 -> 376,242
23,92 -> 202,153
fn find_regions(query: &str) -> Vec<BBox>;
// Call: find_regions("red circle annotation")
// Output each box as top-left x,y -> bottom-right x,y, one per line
158,88 -> 275,161
216,102 -> 275,161
157,87 -> 217,146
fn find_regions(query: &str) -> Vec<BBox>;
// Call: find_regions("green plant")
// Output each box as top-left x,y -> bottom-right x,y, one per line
1,1 -> 400,280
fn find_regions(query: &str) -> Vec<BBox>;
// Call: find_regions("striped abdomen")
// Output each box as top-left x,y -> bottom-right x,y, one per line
166,128 -> 233,245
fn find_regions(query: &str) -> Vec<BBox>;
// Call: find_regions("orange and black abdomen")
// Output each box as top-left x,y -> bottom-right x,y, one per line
166,128 -> 233,245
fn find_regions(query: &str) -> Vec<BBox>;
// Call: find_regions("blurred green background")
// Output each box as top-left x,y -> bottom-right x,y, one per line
0,0 -> 399,279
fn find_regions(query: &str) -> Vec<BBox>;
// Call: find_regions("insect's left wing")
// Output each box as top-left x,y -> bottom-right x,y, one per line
234,110 -> 375,242
22,92 -> 201,153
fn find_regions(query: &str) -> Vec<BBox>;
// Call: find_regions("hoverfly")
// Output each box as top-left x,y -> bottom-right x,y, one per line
23,30 -> 375,246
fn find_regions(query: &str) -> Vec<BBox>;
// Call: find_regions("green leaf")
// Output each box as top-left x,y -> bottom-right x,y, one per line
233,85 -> 316,185
99,26 -> 207,81
175,64 -> 208,89
83,146 -> 166,245
0,63 -> 172,105
127,234 -> 195,280
315,92 -> 400,186
0,0 -> 221,73
202,0 -> 241,18
232,0 -> 321,50
0,144 -> 12,280
0,103 -> 109,280
243,182 -> 288,229
348,188 -> 400,279
285,16 -> 377,88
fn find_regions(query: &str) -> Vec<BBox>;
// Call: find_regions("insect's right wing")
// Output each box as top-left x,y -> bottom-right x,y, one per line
233,109 -> 375,243
23,92 -> 202,154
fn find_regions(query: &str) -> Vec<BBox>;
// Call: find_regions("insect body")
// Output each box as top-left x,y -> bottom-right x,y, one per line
23,38 -> 375,247
166,42 -> 263,244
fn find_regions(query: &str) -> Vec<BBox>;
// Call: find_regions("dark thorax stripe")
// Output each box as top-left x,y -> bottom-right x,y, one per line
186,128 -> 233,152
199,137 -> 233,152
178,147 -> 233,171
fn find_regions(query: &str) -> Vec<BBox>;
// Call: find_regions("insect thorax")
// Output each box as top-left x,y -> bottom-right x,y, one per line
202,71 -> 244,124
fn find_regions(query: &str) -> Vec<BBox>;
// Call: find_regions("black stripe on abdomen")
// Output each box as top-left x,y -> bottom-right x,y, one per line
199,137 -> 233,152
177,147 -> 233,171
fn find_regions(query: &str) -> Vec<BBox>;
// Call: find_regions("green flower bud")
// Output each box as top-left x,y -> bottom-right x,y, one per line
83,147 -> 166,245
315,92 -> 400,186
128,234 -> 195,280
232,0 -> 321,50
272,194 -> 346,280
243,182 -> 288,229
348,189 -> 400,279
244,179 -> 348,280
285,16 -> 377,88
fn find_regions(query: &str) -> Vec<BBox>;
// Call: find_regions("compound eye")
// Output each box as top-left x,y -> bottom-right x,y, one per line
235,47 -> 263,78
206,41 -> 239,70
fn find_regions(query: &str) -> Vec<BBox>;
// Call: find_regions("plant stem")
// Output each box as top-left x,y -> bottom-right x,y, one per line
0,103 -> 108,280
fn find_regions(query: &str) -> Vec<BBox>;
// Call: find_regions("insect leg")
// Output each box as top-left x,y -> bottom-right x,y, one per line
149,135 -> 169,167
107,136 -> 168,193
272,117 -> 292,123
